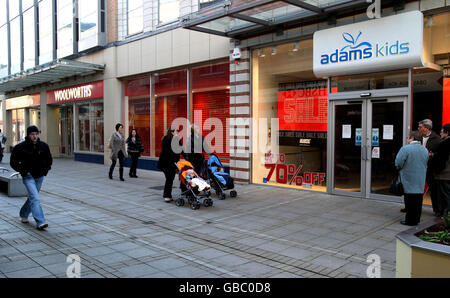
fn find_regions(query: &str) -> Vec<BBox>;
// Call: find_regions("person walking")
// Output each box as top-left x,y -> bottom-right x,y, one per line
0,129 -> 6,163
432,123 -> 450,216
10,126 -> 52,230
109,123 -> 127,181
418,119 -> 441,216
157,127 -> 182,202
185,124 -> 211,175
395,131 -> 429,226
126,128 -> 144,178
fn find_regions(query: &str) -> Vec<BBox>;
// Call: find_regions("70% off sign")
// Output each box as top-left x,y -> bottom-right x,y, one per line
263,154 -> 326,187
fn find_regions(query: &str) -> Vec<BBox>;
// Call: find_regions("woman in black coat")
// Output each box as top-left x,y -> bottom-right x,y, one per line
126,129 -> 144,178
157,127 -> 182,202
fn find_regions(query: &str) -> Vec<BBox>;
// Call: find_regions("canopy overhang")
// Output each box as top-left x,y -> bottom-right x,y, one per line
182,0 -> 405,40
0,59 -> 105,94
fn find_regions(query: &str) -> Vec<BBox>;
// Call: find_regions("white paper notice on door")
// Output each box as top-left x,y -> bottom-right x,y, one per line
372,147 -> 380,159
342,125 -> 351,139
383,125 -> 394,140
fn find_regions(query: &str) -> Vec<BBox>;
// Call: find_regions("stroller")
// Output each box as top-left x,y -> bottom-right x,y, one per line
175,160 -> 213,210
204,154 -> 237,200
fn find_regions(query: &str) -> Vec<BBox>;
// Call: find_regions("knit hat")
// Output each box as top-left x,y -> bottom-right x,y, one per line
27,125 -> 40,136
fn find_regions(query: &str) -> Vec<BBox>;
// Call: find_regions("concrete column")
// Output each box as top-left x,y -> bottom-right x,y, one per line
39,91 -> 60,158
103,78 -> 122,165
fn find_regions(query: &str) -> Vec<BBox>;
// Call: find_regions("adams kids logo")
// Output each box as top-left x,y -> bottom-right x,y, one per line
320,31 -> 410,65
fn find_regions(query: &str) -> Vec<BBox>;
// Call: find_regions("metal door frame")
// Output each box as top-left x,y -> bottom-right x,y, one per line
327,84 -> 411,200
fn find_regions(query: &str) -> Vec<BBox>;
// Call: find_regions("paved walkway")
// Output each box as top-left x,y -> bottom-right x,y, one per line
0,155 -> 434,278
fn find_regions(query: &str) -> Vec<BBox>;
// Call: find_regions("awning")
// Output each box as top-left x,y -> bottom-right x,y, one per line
0,59 -> 105,93
182,0 -> 402,40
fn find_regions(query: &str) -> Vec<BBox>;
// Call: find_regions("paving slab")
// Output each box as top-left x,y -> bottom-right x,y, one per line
0,155 -> 436,278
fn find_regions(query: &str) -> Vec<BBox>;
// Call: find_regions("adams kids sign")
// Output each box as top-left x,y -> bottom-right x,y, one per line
313,11 -> 424,77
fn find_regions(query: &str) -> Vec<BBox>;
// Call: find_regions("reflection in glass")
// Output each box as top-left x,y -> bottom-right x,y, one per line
128,0 -> 143,35
23,7 -> 36,70
78,1 -> 98,41
39,0 -> 53,64
91,103 -> 104,152
159,0 -> 180,24
57,0 -> 74,58
0,25 -> 8,77
59,106 -> 73,155
370,102 -> 404,195
10,17 -> 21,74
334,104 -> 362,192
78,104 -> 90,151
0,0 -> 6,26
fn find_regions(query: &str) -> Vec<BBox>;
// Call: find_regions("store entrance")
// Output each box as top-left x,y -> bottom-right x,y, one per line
331,96 -> 406,202
59,106 -> 73,157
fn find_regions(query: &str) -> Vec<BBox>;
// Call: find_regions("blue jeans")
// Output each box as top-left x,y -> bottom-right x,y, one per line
20,174 -> 45,226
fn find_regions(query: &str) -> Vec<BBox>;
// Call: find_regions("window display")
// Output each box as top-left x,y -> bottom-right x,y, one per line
252,40 -> 328,192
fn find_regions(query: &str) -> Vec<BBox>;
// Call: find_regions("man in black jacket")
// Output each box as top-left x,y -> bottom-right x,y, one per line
418,119 -> 442,216
10,126 -> 53,230
433,124 -> 450,216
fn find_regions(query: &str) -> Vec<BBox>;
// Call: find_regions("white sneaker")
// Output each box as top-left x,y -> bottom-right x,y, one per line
20,217 -> 29,223
164,197 -> 173,202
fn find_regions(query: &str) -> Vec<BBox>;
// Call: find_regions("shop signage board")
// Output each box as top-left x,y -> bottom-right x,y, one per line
313,11 -> 424,77
47,81 -> 104,104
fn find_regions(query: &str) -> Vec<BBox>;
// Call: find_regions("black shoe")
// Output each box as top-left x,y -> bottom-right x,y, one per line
37,223 -> 48,230
120,177 -> 125,181
133,175 -> 138,178
400,220 -> 417,226
400,208 -> 406,213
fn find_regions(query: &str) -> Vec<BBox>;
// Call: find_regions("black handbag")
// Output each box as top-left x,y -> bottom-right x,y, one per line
389,173 -> 404,196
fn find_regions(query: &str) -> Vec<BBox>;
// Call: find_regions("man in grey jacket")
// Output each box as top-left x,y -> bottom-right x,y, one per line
395,131 -> 429,226
433,124 -> 450,216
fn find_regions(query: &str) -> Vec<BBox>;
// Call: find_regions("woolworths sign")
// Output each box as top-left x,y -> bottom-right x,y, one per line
313,11 -> 424,77
47,81 -> 104,104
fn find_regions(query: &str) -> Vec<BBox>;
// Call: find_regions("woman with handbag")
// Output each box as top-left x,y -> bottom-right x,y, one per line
126,129 -> 144,178
395,131 -> 429,226
109,123 -> 127,181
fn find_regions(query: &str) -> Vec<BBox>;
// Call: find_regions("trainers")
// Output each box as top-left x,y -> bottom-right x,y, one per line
37,223 -> 48,230
164,197 -> 173,202
21,217 -> 29,223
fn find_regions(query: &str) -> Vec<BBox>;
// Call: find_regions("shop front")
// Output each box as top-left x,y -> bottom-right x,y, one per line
249,9 -> 450,204
47,81 -> 104,162
5,93 -> 41,148
124,61 -> 230,170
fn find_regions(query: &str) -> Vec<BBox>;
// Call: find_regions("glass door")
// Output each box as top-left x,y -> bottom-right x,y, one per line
331,97 -> 406,201
332,101 -> 366,197
59,106 -> 74,157
366,98 -> 406,201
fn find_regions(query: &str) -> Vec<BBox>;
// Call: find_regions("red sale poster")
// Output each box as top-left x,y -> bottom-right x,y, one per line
278,88 -> 329,131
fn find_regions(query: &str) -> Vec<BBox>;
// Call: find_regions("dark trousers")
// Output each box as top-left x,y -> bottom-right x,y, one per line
129,153 -> 139,176
427,172 -> 439,213
163,168 -> 176,198
404,193 -> 424,225
437,180 -> 450,214
110,151 -> 125,178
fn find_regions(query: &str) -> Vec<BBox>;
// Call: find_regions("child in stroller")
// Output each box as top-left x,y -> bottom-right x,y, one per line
175,160 -> 213,210
205,154 -> 237,200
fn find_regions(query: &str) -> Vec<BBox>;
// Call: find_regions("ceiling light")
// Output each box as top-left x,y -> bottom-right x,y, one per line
271,47 -> 277,55
292,42 -> 299,52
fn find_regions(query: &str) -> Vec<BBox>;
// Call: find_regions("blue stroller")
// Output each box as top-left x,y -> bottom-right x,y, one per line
204,154 -> 237,200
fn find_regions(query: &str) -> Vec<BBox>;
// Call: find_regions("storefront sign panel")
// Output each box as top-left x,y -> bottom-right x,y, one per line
47,81 -> 103,104
6,94 -> 40,110
313,11 -> 424,77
